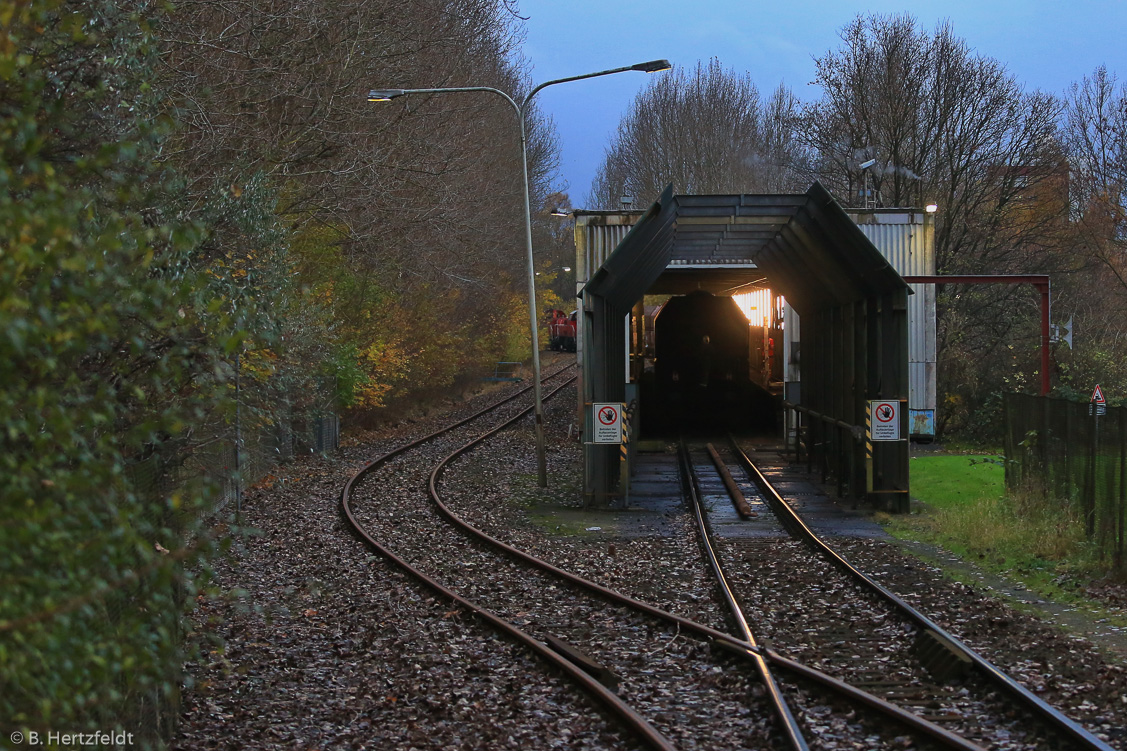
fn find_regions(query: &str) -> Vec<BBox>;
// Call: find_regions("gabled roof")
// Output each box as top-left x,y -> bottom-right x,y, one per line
580,182 -> 909,315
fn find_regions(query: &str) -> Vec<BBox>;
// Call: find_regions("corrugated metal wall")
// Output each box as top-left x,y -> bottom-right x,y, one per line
850,211 -> 937,437
573,213 -> 644,434
574,213 -> 641,287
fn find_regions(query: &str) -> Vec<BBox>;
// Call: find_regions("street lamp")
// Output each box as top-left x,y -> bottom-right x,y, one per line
368,59 -> 670,487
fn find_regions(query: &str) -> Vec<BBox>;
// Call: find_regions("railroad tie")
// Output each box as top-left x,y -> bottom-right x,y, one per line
912,628 -> 973,683
543,634 -> 621,692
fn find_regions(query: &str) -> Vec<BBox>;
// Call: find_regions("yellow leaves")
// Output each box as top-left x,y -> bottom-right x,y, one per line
239,347 -> 278,382
0,2 -> 28,57
0,4 -> 18,29
353,338 -> 410,409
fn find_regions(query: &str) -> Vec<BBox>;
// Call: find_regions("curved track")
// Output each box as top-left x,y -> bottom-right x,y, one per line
341,363 -> 1029,749
341,366 -> 675,751
342,367 -> 784,748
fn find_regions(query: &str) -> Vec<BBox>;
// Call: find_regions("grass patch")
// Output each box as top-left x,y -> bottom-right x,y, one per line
503,469 -> 607,537
889,454 -> 1116,610
908,455 -> 1004,510
525,513 -> 599,536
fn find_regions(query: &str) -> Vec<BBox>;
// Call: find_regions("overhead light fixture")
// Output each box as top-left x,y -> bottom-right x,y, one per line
562,266 -> 572,272
631,59 -> 672,73
925,203 -> 938,213
859,158 -> 877,170
367,89 -> 405,102
550,207 -> 571,217
364,57 -> 670,491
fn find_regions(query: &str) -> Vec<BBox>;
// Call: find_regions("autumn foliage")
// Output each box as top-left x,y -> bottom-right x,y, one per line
1,0 -> 558,739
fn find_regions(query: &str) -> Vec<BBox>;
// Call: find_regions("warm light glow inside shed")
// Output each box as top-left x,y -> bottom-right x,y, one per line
732,289 -> 773,326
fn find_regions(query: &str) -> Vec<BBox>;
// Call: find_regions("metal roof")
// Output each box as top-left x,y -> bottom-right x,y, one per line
577,185 -> 677,311
580,181 -> 909,315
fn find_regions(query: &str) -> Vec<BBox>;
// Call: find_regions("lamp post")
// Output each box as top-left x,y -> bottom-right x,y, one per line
369,59 -> 670,487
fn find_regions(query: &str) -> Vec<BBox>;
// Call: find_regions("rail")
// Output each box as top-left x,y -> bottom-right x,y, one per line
678,438 -> 808,751
782,400 -> 864,440
340,366 -> 677,751
418,403 -> 981,746
727,436 -> 1116,751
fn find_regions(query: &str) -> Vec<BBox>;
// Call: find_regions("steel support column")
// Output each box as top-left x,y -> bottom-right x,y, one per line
868,289 -> 910,512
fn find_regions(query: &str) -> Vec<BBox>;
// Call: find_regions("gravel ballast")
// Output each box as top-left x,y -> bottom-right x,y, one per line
175,370 -> 1127,750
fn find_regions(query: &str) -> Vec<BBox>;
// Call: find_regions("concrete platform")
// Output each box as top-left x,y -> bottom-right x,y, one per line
589,443 -> 890,541
747,449 -> 891,540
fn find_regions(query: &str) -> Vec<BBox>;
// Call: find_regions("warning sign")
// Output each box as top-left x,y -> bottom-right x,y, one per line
592,403 -> 623,444
869,401 -> 900,441
1091,384 -> 1107,416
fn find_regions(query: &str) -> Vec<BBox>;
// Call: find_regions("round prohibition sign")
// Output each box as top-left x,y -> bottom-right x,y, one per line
598,406 -> 619,425
875,403 -> 896,423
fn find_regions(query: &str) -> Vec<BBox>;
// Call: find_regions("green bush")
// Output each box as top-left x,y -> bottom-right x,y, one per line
0,2 -> 230,743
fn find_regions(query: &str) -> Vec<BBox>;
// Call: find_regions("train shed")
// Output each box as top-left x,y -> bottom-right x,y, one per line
575,182 -> 912,510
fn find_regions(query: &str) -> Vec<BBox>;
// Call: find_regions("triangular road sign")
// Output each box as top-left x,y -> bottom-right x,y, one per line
1091,384 -> 1106,404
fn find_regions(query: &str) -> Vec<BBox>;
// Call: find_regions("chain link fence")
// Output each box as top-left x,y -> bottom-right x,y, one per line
128,383 -> 340,515
1004,392 -> 1127,568
115,380 -> 339,747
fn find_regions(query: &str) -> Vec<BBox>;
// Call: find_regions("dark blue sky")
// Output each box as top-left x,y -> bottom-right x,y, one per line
519,0 -> 1126,205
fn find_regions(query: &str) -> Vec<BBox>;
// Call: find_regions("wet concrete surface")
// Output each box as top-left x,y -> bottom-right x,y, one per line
541,442 -> 889,542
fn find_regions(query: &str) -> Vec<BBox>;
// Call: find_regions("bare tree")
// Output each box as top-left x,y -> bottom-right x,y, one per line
590,59 -> 806,207
802,13 -> 1075,436
1063,65 -> 1127,290
1047,65 -> 1127,400
803,13 -> 1064,275
155,0 -> 563,405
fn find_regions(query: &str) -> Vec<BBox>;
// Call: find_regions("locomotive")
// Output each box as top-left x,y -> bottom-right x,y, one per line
545,309 -> 577,352
653,291 -> 750,398
649,290 -> 767,433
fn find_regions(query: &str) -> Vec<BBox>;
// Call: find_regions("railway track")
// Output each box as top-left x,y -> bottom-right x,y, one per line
340,364 -> 1041,749
681,436 -> 1117,751
342,366 -> 783,749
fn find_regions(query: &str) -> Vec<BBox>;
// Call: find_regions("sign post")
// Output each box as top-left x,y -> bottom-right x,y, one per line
1086,384 -> 1105,537
865,398 -> 908,513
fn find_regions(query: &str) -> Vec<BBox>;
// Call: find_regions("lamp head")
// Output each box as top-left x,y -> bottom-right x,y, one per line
368,89 -> 405,102
859,158 -> 877,170
925,203 -> 938,213
631,59 -> 672,73
550,207 -> 571,217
